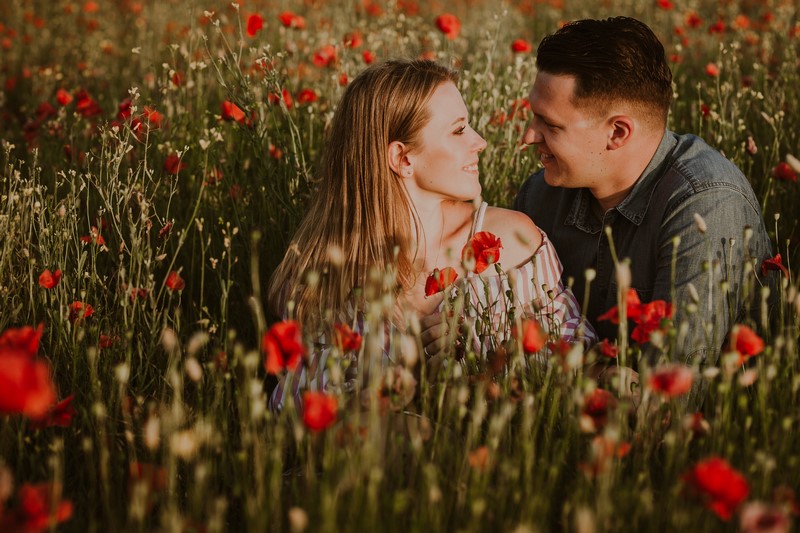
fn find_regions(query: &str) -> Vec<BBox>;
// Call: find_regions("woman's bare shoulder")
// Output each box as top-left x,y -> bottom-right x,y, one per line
481,206 -> 543,268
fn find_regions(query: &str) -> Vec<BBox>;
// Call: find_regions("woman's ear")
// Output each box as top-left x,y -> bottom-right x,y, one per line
606,115 -> 634,150
387,141 -> 412,177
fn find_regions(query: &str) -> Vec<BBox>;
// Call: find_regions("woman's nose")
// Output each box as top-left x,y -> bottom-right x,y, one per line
473,132 -> 488,152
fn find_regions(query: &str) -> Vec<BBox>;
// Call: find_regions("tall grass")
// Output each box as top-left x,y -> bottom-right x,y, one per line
0,0 -> 799,531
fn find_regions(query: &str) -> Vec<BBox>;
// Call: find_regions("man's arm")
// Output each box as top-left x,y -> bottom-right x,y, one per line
650,187 -> 772,365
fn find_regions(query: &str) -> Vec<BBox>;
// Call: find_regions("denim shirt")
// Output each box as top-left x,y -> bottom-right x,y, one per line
514,131 -> 773,365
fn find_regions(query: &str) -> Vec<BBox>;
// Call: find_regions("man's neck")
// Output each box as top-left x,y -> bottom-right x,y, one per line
592,129 -> 664,213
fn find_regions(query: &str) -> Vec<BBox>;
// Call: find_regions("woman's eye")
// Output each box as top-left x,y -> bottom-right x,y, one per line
454,126 -> 466,135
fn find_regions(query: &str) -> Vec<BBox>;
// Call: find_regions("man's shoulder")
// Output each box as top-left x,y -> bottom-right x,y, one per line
667,132 -> 750,191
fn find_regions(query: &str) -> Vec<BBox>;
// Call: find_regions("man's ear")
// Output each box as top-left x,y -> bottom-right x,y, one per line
387,141 -> 412,177
607,115 -> 634,150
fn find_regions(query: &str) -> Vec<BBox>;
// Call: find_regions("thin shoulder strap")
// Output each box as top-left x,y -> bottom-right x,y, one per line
469,201 -> 489,238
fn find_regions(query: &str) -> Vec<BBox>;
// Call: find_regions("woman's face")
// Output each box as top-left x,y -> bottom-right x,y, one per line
407,82 -> 487,202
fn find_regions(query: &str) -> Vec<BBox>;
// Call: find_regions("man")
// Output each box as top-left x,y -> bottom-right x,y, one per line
513,16 -> 773,366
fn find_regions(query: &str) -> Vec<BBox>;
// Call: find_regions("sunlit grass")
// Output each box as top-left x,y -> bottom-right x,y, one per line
0,0 -> 798,531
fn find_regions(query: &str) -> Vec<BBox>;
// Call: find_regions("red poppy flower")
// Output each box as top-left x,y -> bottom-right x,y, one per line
142,106 -> 162,128
685,12 -> 702,28
312,44 -> 337,68
0,348 -> 57,419
648,364 -> 693,397
593,338 -> 617,358
31,394 -> 76,428
630,300 -> 673,344
424,267 -> 458,296
705,63 -> 720,77
761,253 -> 789,278
519,319 -> 545,353
435,13 -> 461,39
263,320 -> 305,374
0,482 -> 73,531
682,457 -> 749,520
468,445 -> 490,471
99,333 -> 118,349
164,153 -> 187,175
246,14 -> 263,37
362,50 -> 376,64
129,462 -> 168,492
56,88 -> 72,106
130,287 -> 148,302
268,88 -> 293,109
38,268 -> 62,289
708,20 -> 726,34
462,231 -> 502,274
511,38 -> 532,53
728,324 -> 764,360
68,301 -> 94,322
269,144 -> 284,160
343,31 -> 363,48
221,100 -> 246,123
0,323 -> 44,356
302,391 -> 338,432
80,226 -> 106,246
657,0 -> 674,10
597,288 -> 642,324
117,97 -> 133,121
158,222 -> 173,239
295,88 -> 318,105
772,162 -> 798,182
277,11 -> 305,29
333,323 -> 362,352
582,388 -> 617,431
74,89 -> 102,118
165,271 -> 185,292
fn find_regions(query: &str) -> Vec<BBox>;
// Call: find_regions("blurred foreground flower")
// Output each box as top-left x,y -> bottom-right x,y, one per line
682,457 -> 749,520
333,322 -> 362,352
740,501 -> 790,533
0,325 -> 57,419
31,394 -> 76,428
729,324 -> 764,363
649,364 -> 693,397
302,391 -> 337,432
0,482 -> 73,531
518,319 -> 545,353
263,320 -> 305,374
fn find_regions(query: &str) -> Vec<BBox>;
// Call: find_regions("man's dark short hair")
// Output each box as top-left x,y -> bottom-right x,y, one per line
536,17 -> 673,124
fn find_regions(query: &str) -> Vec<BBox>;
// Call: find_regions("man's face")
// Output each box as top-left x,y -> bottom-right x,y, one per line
523,72 -> 610,191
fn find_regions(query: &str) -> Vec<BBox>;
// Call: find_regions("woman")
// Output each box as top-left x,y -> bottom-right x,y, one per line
268,59 -> 595,410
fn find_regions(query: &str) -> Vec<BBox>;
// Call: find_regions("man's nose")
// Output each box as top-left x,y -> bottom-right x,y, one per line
523,122 -> 542,145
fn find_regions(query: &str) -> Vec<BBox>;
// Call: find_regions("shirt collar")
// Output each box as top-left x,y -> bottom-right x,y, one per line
614,130 -> 678,225
565,130 -> 678,230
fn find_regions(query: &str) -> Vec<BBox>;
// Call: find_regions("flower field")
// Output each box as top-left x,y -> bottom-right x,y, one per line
1,0 -> 799,531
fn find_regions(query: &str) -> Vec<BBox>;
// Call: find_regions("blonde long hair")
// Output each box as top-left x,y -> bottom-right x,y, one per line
268,59 -> 459,327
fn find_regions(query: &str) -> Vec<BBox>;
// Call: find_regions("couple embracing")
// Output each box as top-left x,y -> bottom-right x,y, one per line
268,17 -> 772,410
